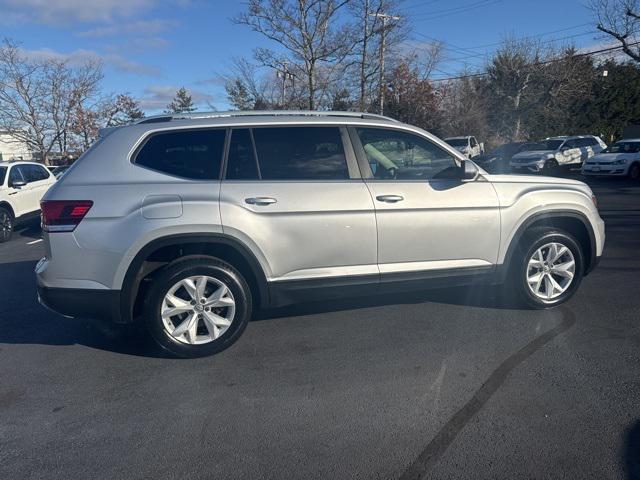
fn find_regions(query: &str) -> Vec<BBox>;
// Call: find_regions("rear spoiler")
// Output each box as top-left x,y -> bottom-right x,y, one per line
98,126 -> 121,138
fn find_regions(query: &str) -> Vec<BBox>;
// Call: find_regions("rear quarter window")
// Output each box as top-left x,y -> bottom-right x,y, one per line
134,129 -> 226,180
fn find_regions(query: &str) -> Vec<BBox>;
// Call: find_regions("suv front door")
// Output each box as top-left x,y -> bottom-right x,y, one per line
220,126 -> 378,286
351,127 -> 500,281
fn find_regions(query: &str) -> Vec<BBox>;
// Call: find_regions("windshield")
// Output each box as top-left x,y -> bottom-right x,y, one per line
445,138 -> 468,147
604,141 -> 640,153
522,140 -> 563,151
0,166 -> 6,185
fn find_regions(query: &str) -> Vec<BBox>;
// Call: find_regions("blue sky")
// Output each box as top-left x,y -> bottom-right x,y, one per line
0,0 -> 607,113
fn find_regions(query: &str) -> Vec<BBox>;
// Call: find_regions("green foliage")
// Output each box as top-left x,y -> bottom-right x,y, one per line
165,87 -> 196,114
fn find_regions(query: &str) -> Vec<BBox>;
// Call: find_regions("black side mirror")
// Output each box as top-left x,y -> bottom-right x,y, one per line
461,160 -> 479,181
10,179 -> 27,189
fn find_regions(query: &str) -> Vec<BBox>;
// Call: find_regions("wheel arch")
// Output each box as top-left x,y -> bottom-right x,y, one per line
119,233 -> 270,324
0,201 -> 15,219
498,210 -> 597,283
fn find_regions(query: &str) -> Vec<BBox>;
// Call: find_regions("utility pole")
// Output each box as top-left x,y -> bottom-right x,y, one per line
275,62 -> 295,106
370,12 -> 400,115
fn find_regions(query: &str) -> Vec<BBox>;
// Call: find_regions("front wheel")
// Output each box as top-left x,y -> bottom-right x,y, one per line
629,163 -> 640,180
143,256 -> 252,358
0,208 -> 13,243
543,159 -> 559,175
509,228 -> 584,309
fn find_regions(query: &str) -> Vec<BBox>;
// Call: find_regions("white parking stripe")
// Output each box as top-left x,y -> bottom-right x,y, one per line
26,239 -> 43,245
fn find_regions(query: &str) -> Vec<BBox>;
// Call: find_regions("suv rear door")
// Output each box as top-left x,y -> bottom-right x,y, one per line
6,165 -> 35,217
350,126 -> 500,281
220,125 -> 378,285
22,164 -> 54,211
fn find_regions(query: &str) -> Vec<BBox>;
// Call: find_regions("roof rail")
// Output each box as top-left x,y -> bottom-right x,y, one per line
135,110 -> 400,124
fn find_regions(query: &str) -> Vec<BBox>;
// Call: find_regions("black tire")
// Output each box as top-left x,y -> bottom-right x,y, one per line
508,228 -> 584,309
629,163 -> 640,180
543,159 -> 559,176
143,256 -> 252,358
0,207 -> 14,243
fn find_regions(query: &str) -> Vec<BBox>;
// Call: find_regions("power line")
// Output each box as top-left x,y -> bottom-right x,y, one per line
428,41 -> 640,82
411,0 -> 502,22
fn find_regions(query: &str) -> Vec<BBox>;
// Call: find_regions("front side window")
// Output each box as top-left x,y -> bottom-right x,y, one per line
252,127 -> 349,180
135,129 -> 226,180
357,128 -> 459,180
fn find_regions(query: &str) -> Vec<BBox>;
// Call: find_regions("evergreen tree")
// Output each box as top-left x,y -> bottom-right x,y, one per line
165,87 -> 196,114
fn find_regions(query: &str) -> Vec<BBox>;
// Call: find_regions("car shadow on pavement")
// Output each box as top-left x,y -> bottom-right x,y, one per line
256,283 -> 521,322
625,420 -> 640,480
0,259 -> 524,357
0,260 -> 163,358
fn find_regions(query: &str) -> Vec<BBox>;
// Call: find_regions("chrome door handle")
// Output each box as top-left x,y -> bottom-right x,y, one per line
376,195 -> 404,203
245,197 -> 277,206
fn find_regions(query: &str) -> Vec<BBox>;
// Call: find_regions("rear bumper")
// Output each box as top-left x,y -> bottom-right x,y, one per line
37,285 -> 122,323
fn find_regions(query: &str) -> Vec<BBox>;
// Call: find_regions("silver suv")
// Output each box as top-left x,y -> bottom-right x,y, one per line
36,111 -> 605,358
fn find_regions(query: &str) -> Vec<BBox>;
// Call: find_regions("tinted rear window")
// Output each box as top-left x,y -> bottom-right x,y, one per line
135,129 -> 226,180
252,127 -> 349,180
23,164 -> 50,182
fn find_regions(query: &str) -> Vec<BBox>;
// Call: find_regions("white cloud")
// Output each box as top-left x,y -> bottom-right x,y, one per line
77,19 -> 175,38
139,85 -> 213,111
21,46 -> 160,77
0,0 -> 158,24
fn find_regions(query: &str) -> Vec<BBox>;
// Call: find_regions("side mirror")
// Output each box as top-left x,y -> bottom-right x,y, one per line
461,160 -> 479,181
10,179 -> 27,189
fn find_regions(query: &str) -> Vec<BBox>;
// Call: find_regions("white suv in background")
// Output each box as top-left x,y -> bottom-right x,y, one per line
444,136 -> 484,158
510,135 -> 607,174
0,161 -> 56,243
582,139 -> 640,179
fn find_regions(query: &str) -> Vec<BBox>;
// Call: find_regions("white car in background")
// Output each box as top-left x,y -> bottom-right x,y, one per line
0,161 -> 56,243
444,136 -> 484,158
510,135 -> 607,174
582,139 -> 640,179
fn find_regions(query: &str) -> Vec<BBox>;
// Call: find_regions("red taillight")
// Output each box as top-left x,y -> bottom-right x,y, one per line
41,200 -> 93,232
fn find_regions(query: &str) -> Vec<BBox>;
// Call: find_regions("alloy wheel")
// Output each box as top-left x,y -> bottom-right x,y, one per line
526,242 -> 576,300
0,211 -> 12,242
161,275 -> 236,345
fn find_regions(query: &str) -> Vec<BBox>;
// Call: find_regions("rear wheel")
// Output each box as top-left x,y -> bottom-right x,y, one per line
509,228 -> 584,309
629,163 -> 640,180
143,256 -> 251,358
0,208 -> 13,243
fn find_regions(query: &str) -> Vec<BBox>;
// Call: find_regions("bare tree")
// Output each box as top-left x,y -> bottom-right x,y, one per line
0,38 -> 102,164
348,0 -> 408,111
485,39 -> 544,140
234,0 -> 355,110
589,0 -> 640,61
101,93 -> 144,126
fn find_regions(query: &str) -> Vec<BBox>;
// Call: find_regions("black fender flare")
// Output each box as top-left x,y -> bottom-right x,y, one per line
119,233 -> 270,323
496,210 -> 598,283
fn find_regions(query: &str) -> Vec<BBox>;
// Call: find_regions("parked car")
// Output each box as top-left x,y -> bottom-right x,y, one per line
444,136 -> 484,158
36,111 -> 604,358
474,142 -> 534,173
0,161 -> 56,242
511,135 -> 607,174
582,139 -> 640,179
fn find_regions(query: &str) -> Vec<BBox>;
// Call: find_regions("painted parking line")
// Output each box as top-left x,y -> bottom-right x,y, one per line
26,239 -> 43,245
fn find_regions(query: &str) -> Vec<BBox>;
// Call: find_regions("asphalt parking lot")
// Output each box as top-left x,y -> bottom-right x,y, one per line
1,175 -> 639,480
